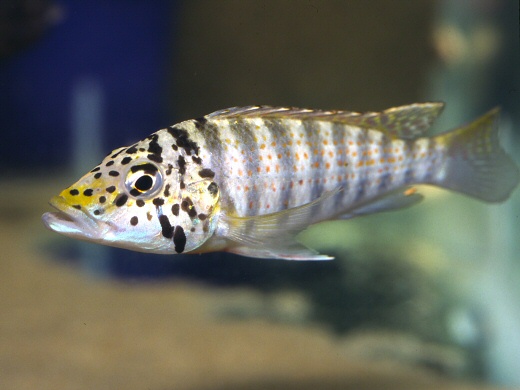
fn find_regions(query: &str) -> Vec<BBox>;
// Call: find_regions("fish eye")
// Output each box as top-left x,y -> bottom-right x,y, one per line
135,175 -> 154,192
125,163 -> 163,197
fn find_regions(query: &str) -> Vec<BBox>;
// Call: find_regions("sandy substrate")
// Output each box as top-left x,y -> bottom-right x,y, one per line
0,177 -> 502,390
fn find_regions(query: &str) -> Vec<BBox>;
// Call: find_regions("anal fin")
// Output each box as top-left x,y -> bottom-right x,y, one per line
229,244 -> 333,261
219,188 -> 341,260
339,187 -> 423,219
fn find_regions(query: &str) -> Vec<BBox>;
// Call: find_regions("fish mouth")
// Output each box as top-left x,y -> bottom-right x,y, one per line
42,196 -> 106,240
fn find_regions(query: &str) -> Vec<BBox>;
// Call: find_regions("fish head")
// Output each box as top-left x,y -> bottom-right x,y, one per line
42,130 -> 221,254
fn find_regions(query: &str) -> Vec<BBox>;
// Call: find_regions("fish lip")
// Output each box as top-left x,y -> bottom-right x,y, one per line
42,196 -> 103,239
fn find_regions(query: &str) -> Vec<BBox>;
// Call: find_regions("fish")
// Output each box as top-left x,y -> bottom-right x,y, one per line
42,103 -> 519,260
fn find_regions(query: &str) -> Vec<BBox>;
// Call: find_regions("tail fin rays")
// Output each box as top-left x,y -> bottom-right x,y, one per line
438,108 -> 519,202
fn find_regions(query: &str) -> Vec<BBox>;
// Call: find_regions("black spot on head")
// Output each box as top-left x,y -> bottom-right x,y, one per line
180,180 -> 185,190
147,212 -> 153,221
173,225 -> 186,253
172,204 -> 180,216
111,149 -> 125,158
198,213 -> 207,221
181,198 -> 197,219
192,156 -> 202,165
153,198 -> 164,206
114,194 -> 128,207
158,215 -> 173,239
177,156 -> 186,175
168,126 -> 199,155
181,197 -> 197,219
94,210 -> 101,216
126,145 -> 138,154
139,147 -> 146,152
99,196 -> 106,203
207,182 -> 218,197
190,227 -> 196,232
105,160 -> 114,167
130,216 -> 138,226
69,189 -> 79,196
171,144 -> 178,151
164,184 -> 171,197
109,170 -> 120,177
168,126 -> 184,139
83,189 -> 93,196
129,189 -> 141,197
147,154 -> 163,163
121,156 -> 132,165
106,186 -> 116,193
166,164 -> 173,175
72,205 -> 81,210
136,199 -> 145,207
90,166 -> 101,173
94,172 -> 102,179
181,199 -> 190,212
131,163 -> 158,174
147,134 -> 163,156
198,168 -> 215,179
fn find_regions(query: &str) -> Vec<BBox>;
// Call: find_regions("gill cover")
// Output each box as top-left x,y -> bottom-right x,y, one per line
118,148 -> 221,254
172,178 -> 220,253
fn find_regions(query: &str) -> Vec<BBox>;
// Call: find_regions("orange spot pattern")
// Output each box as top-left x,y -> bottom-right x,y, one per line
213,117 -> 441,216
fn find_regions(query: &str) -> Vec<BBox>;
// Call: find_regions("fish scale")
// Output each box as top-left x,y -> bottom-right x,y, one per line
42,103 -> 519,260
197,116 -> 443,222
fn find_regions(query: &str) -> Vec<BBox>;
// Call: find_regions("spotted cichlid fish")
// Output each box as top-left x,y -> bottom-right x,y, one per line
42,103 -> 519,260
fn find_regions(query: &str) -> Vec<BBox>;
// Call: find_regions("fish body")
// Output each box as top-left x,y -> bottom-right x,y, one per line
42,103 -> 519,260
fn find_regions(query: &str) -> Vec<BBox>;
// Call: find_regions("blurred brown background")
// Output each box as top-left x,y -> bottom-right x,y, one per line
172,0 -> 436,117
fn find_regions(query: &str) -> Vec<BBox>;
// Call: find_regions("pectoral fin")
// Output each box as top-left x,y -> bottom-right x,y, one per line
219,188 -> 341,260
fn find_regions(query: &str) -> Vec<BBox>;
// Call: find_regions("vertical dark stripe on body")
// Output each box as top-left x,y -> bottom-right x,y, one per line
355,130 -> 370,203
403,168 -> 414,185
378,134 -> 393,191
302,120 -> 323,204
263,118 -> 295,212
424,138 -> 437,182
354,180 -> 367,202
331,122 -> 345,183
332,122 -> 347,187
189,119 -> 222,165
332,122 -> 349,213
229,118 -> 259,216
189,117 -> 226,193
193,116 -> 208,129
378,172 -> 393,191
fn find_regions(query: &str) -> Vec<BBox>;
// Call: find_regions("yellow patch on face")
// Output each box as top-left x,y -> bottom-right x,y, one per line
59,177 -> 112,208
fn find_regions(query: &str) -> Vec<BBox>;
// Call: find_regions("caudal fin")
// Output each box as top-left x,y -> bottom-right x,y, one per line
437,108 -> 519,202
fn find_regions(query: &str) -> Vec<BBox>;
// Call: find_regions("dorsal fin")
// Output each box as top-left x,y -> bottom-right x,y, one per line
206,102 -> 445,139
346,103 -> 445,139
